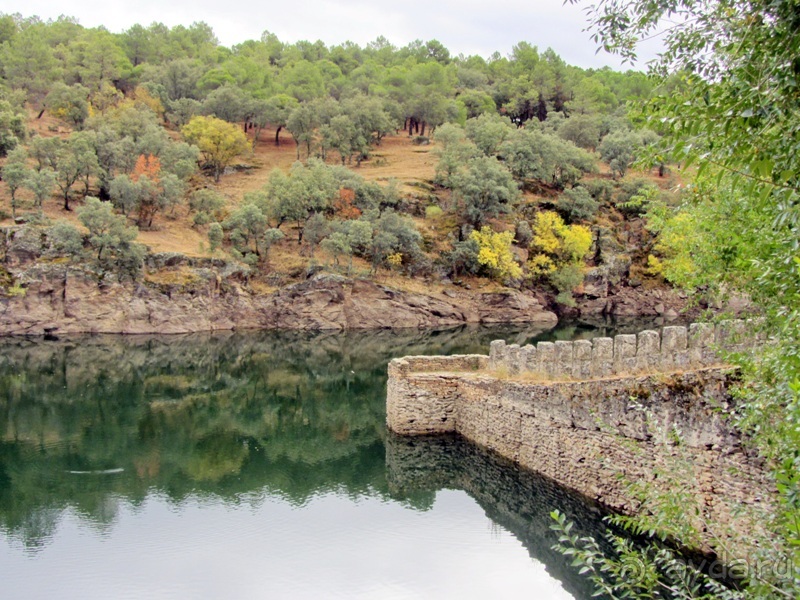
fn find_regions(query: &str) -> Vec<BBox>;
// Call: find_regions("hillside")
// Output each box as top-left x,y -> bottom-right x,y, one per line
0,15 -> 709,333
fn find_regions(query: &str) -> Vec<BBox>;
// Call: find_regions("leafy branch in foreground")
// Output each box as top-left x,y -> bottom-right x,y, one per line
551,510 -> 745,600
568,1 -> 800,595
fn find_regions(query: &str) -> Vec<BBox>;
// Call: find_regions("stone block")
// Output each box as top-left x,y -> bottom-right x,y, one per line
636,330 -> 661,372
489,339 -> 506,369
661,326 -> 688,369
613,334 -> 637,374
591,337 -> 614,377
520,344 -> 537,375
715,320 -> 734,347
507,344 -> 521,374
537,341 -> 556,377
573,340 -> 593,379
688,323 -> 715,348
662,326 -> 688,352
689,323 -> 717,365
554,341 -> 574,378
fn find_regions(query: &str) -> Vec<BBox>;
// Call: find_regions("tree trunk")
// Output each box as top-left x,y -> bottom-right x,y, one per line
275,126 -> 282,146
420,121 -> 426,136
63,193 -> 71,211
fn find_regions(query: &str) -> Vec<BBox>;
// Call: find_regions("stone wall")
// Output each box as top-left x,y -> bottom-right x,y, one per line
487,319 -> 761,380
386,320 -> 772,557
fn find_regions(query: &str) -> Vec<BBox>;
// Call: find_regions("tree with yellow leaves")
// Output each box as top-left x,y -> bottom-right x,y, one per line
528,211 -> 592,305
182,116 -> 248,182
470,226 -> 522,282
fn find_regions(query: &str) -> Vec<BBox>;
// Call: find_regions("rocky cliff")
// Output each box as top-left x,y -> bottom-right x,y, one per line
0,261 -> 558,335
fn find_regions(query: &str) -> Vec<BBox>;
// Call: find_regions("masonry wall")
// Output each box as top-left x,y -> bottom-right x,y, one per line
385,320 -> 772,557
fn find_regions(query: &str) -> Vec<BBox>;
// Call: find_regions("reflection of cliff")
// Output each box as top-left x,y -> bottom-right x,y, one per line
386,434 -> 606,600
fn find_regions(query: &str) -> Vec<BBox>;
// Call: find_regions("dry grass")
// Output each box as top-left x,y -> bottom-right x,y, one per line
144,266 -> 203,287
0,126 -> 443,260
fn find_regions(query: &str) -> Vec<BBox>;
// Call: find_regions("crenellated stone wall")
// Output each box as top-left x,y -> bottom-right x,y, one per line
487,319 -> 761,380
386,320 -> 772,557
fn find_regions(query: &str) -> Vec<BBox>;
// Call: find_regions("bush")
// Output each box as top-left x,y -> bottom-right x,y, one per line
48,222 -> 84,257
614,178 -> 660,216
556,187 -> 599,223
515,220 -> 533,246
425,205 -> 444,219
583,179 -> 614,203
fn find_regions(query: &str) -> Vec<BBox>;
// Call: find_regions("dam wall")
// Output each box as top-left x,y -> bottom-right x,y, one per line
386,320 -> 772,555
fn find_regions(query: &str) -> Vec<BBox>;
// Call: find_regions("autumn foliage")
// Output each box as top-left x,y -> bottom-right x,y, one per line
333,188 -> 361,220
131,154 -> 161,184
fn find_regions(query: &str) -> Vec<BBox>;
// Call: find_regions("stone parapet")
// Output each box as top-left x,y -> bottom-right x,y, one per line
486,319 -> 759,380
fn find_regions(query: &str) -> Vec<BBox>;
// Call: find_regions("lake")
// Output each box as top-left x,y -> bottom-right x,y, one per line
0,321 -> 657,599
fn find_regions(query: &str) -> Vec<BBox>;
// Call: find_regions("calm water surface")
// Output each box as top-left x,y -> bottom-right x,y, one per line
0,320 -> 665,599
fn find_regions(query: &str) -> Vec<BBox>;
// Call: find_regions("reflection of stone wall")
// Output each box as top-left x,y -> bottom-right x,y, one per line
385,433 -> 603,600
487,319 -> 760,379
386,320 -> 773,557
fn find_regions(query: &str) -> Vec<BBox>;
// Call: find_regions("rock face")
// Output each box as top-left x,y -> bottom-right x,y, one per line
0,264 -> 557,335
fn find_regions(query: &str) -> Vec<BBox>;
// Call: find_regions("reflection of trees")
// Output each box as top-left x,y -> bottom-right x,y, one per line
0,319 -> 663,556
0,324 -> 564,549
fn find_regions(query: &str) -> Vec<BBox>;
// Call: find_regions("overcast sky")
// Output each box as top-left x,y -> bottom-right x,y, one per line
2,0 -> 657,70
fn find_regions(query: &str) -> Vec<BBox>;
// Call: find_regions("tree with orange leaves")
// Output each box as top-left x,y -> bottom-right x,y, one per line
332,188 -> 361,220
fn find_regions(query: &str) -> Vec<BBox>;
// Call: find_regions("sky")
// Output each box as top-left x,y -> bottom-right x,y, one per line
2,0 -> 660,70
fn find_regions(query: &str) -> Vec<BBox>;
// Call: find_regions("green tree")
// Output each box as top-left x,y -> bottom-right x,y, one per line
263,94 -> 299,146
286,103 -> 319,160
303,212 -> 330,258
2,146 -> 28,219
46,83 -> 91,130
77,196 -> 144,275
558,115 -> 602,150
182,116 -> 248,182
201,85 -> 250,124
166,98 -> 202,128
464,113 -> 514,156
433,123 -> 479,187
320,231 -> 351,267
0,26 -> 60,104
24,168 -> 57,208
223,203 -> 268,257
0,100 -> 26,156
207,222 -> 223,253
451,156 -> 519,229
597,129 -> 641,179
556,186 -> 599,223
47,221 -> 84,257
189,188 -> 226,226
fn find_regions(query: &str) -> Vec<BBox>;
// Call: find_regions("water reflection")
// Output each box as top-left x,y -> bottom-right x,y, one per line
0,322 -> 658,598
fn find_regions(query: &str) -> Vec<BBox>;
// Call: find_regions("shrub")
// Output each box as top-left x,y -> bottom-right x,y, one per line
556,186 -> 599,223
425,205 -> 444,219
